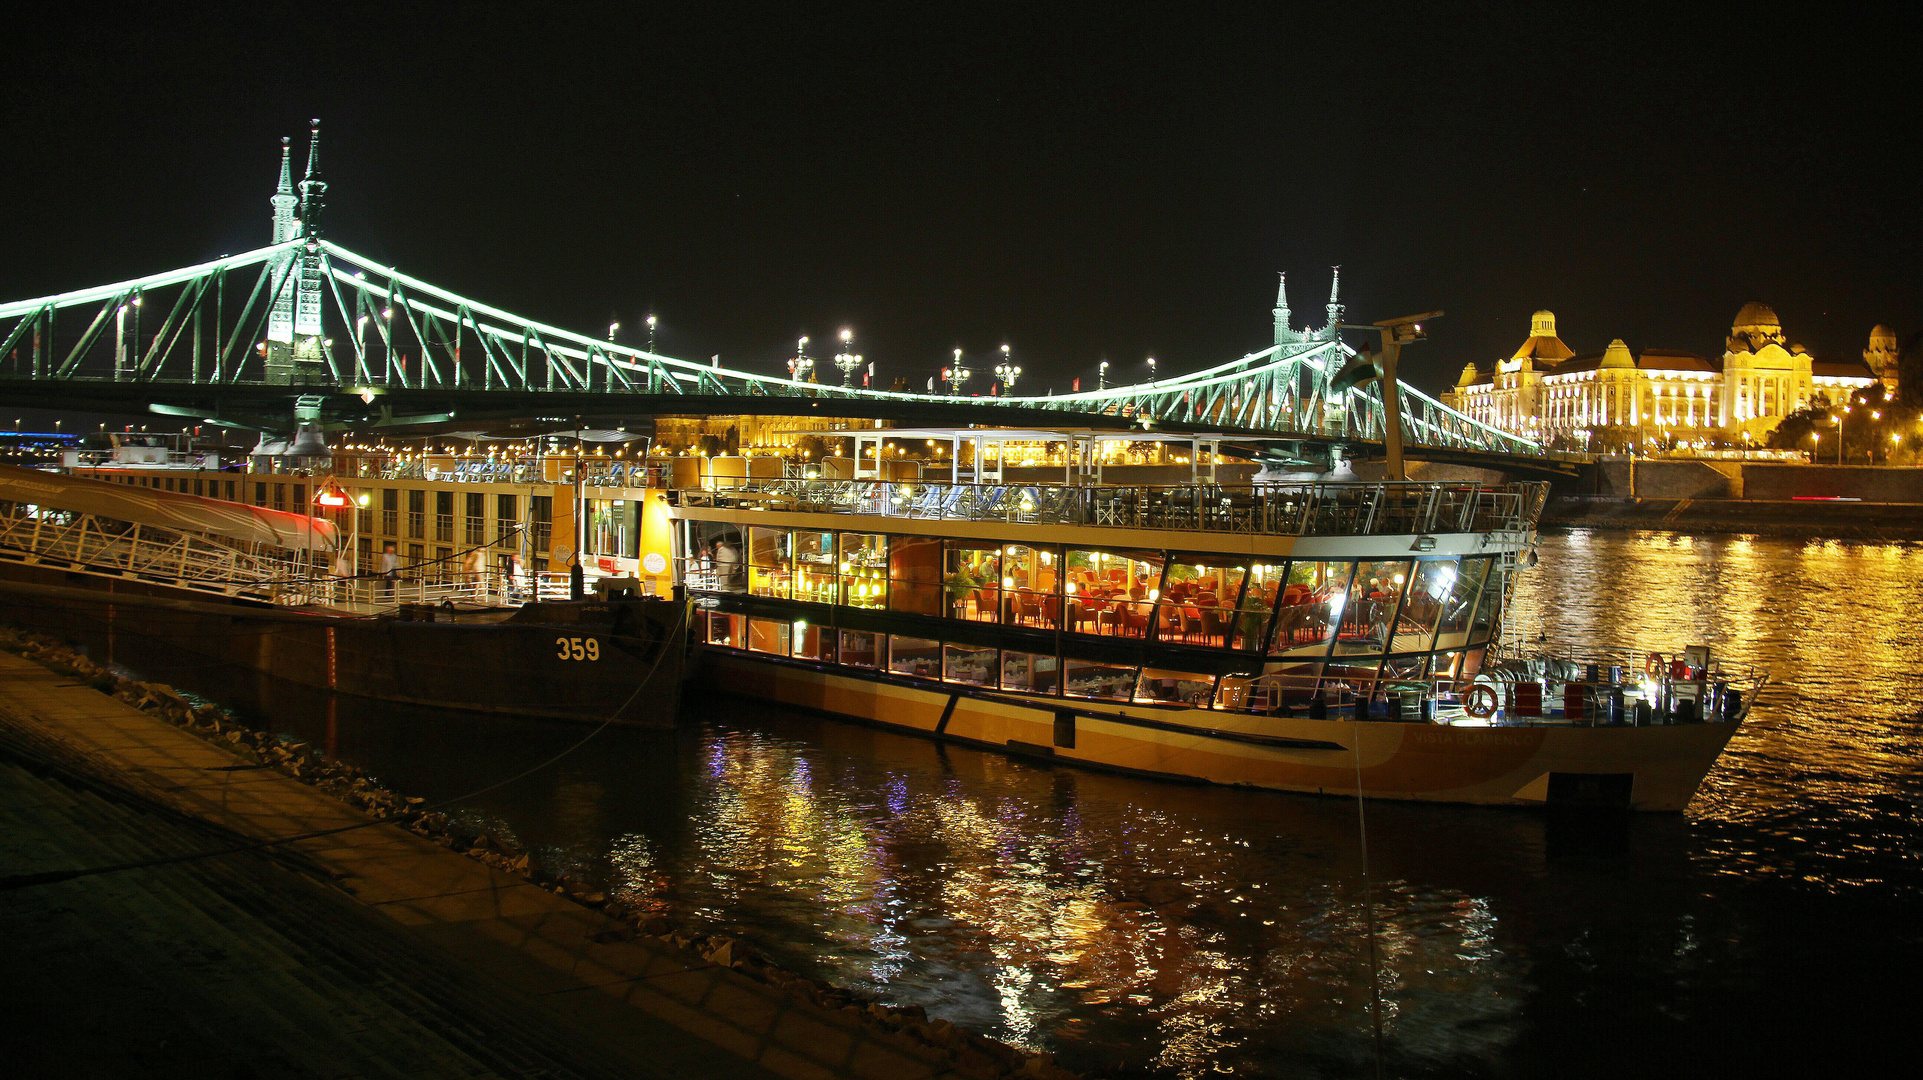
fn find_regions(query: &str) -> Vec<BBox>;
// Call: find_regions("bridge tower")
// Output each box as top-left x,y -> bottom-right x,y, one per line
265,138 -> 298,378
266,121 -> 332,386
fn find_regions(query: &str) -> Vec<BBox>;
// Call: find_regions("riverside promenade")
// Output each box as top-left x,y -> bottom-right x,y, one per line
0,650 -> 998,1080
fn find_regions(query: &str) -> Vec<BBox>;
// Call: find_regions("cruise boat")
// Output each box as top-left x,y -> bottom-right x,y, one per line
0,461 -> 686,725
672,474 -> 1764,811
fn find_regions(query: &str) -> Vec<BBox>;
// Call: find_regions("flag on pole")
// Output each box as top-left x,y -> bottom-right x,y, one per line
1072,377 -> 1080,392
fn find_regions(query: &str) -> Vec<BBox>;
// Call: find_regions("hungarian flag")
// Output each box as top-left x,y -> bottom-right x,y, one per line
1072,377 -> 1081,392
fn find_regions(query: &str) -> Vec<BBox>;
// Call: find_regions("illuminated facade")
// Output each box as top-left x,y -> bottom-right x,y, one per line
1444,307 -> 1879,450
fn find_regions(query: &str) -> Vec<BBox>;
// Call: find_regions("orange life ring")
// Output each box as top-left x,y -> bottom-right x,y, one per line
1645,652 -> 1663,677
1463,684 -> 1498,719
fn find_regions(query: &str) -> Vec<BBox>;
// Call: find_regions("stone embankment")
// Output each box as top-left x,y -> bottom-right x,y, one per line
0,626 -> 1078,1080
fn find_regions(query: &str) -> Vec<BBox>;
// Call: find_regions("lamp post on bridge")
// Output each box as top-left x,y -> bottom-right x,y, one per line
1098,360 -> 1109,390
995,343 -> 1020,395
646,315 -> 657,354
834,328 -> 863,387
608,321 -> 619,343
945,349 -> 971,395
789,336 -> 815,382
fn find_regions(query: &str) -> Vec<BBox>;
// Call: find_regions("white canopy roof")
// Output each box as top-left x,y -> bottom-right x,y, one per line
0,465 -> 339,551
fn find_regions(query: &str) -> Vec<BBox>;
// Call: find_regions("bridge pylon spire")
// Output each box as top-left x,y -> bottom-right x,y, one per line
1322,265 -> 1344,340
297,119 -> 326,238
1272,272 -> 1296,347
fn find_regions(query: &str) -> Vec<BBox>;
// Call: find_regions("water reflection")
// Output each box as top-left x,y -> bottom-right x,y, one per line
68,529 -> 1923,1077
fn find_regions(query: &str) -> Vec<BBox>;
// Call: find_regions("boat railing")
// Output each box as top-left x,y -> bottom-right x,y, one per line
675,478 -> 1549,539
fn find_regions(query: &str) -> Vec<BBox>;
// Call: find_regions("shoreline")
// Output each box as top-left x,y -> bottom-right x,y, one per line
0,626 -> 1078,1080
1540,496 -> 1923,540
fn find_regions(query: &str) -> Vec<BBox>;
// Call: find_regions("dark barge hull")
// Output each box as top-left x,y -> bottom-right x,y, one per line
0,567 -> 687,726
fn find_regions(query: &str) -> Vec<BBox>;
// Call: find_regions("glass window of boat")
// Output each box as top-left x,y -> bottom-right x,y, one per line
836,533 -> 887,609
945,542 -> 1000,623
1215,669 -> 1263,710
702,611 -> 746,648
1332,560 -> 1412,659
747,617 -> 791,655
793,619 -> 835,661
792,530 -> 836,603
1234,563 -> 1287,650
1268,560 -> 1353,656
1000,544 -> 1060,630
1434,557 -> 1492,649
888,536 -> 944,617
686,521 -> 745,592
1467,565 -> 1503,645
1064,657 -> 1137,701
888,635 -> 941,679
748,527 -> 792,598
1155,557 -> 1248,648
1000,650 -> 1059,694
1134,667 -> 1217,708
1398,559 -> 1466,653
839,630 -> 881,668
943,643 -> 999,687
1376,656 -> 1432,719
1064,548 -> 1161,639
1323,658 -> 1383,712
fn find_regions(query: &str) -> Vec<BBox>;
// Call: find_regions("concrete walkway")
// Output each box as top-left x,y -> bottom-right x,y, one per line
0,651 -> 975,1079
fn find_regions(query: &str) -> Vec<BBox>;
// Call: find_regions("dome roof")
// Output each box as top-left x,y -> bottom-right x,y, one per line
1732,302 -> 1780,331
1870,324 -> 1899,343
1530,310 -> 1556,337
1601,339 -> 1636,368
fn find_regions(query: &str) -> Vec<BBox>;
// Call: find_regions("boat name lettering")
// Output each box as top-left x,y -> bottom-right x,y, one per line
555,636 -> 601,661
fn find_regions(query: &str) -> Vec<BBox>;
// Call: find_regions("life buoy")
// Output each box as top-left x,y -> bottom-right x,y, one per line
1463,684 -> 1498,719
1670,658 -> 1690,681
1645,652 -> 1663,677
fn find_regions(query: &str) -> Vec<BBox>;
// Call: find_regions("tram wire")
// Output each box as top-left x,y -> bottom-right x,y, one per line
0,602 -> 688,892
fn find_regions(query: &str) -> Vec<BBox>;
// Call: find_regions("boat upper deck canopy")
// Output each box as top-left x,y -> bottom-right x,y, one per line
675,477 -> 1547,541
0,464 -> 338,551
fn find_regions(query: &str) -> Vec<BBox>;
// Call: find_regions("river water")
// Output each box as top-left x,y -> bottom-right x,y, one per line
86,530 -> 1923,1077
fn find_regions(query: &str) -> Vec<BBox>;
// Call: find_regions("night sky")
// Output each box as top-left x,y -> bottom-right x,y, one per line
1,4 -> 1914,406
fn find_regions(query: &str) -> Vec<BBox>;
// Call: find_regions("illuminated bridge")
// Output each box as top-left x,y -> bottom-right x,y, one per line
0,125 -> 1575,475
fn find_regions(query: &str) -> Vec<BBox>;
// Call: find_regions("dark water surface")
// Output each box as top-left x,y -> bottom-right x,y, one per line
80,531 -> 1923,1077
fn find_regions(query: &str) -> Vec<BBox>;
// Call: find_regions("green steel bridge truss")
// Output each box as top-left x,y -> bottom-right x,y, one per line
0,238 -> 1542,456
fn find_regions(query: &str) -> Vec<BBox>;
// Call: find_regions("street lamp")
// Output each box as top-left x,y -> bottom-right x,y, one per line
646,315 -> 657,353
1098,360 -> 1109,390
833,328 -> 862,387
789,336 -> 814,382
1146,356 -> 1156,380
945,349 -> 971,395
608,321 -> 619,343
994,344 -> 1020,394
1835,409 -> 1847,465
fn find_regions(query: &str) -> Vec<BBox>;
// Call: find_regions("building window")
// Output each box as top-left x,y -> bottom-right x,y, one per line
496,493 -> 518,543
529,496 -> 551,557
407,489 -> 425,538
465,492 -> 485,545
435,490 -> 454,542
381,489 -> 398,535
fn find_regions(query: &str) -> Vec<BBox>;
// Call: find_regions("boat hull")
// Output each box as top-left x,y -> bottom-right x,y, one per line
0,568 -> 687,726
696,647 -> 1740,811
